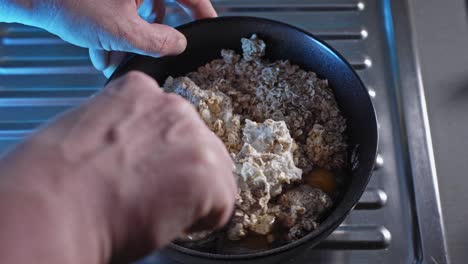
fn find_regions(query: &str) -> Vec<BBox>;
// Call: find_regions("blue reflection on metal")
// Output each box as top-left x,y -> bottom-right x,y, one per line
383,0 -> 398,87
0,130 -> 31,140
1,56 -> 88,61
0,66 -> 97,75
0,98 -> 84,107
382,0 -> 424,261
1,37 -> 66,45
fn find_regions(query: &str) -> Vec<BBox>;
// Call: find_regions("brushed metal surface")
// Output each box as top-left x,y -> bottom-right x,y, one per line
406,0 -> 468,263
0,0 -> 448,263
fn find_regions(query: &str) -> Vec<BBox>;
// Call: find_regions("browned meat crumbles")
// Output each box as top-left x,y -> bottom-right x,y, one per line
164,34 -> 347,252
164,76 -> 242,153
273,185 -> 332,241
186,34 -> 346,172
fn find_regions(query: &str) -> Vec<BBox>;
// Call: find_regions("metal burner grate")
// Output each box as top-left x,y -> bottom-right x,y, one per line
0,0 -> 448,263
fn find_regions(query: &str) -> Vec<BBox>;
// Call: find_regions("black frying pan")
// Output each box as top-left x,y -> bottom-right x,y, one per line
108,16 -> 378,264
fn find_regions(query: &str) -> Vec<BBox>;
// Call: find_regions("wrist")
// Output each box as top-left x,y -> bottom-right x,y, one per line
0,139 -> 112,264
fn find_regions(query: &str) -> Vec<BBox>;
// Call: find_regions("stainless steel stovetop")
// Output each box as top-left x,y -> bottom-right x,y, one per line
0,0 -> 449,263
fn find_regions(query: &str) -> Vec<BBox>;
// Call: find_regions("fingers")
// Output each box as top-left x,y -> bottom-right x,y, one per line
104,71 -> 161,98
184,135 -> 236,231
116,16 -> 187,58
136,0 -> 164,23
135,0 -> 144,8
120,0 -> 178,57
89,49 -> 128,78
92,0 -> 214,73
176,0 -> 217,19
89,49 -> 108,71
188,200 -> 234,233
189,172 -> 235,233
89,0 -> 172,74
77,71 -> 235,256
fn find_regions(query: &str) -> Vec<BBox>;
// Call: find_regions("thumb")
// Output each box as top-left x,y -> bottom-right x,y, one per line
116,16 -> 187,57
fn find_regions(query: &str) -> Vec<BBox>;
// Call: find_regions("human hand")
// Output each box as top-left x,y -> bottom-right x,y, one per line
88,0 -> 218,77
1,0 -> 217,77
0,71 -> 235,264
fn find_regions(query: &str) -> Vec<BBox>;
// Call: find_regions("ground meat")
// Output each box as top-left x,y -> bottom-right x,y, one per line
186,34 -> 346,173
163,76 -> 242,154
164,34 -> 345,248
229,119 -> 302,240
235,119 -> 302,199
306,123 -> 347,169
274,185 -> 332,241
241,34 -> 266,61
227,210 -> 276,240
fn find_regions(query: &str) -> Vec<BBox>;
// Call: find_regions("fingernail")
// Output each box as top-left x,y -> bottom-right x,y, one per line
176,36 -> 187,54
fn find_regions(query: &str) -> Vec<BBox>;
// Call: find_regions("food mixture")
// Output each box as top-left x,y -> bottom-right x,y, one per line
163,34 -> 347,254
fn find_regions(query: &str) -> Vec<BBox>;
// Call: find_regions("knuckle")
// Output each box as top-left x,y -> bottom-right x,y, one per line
115,19 -> 137,43
112,21 -> 134,47
163,93 -> 189,107
120,28 -> 133,45
223,178 -> 237,205
162,94 -> 200,121
156,34 -> 171,56
107,71 -> 159,99
120,21 -> 154,54
160,95 -> 211,143
132,36 -> 152,54
121,71 -> 154,86
185,147 -> 220,177
217,210 -> 233,228
218,191 -> 234,208
195,197 -> 212,219
214,198 -> 235,228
